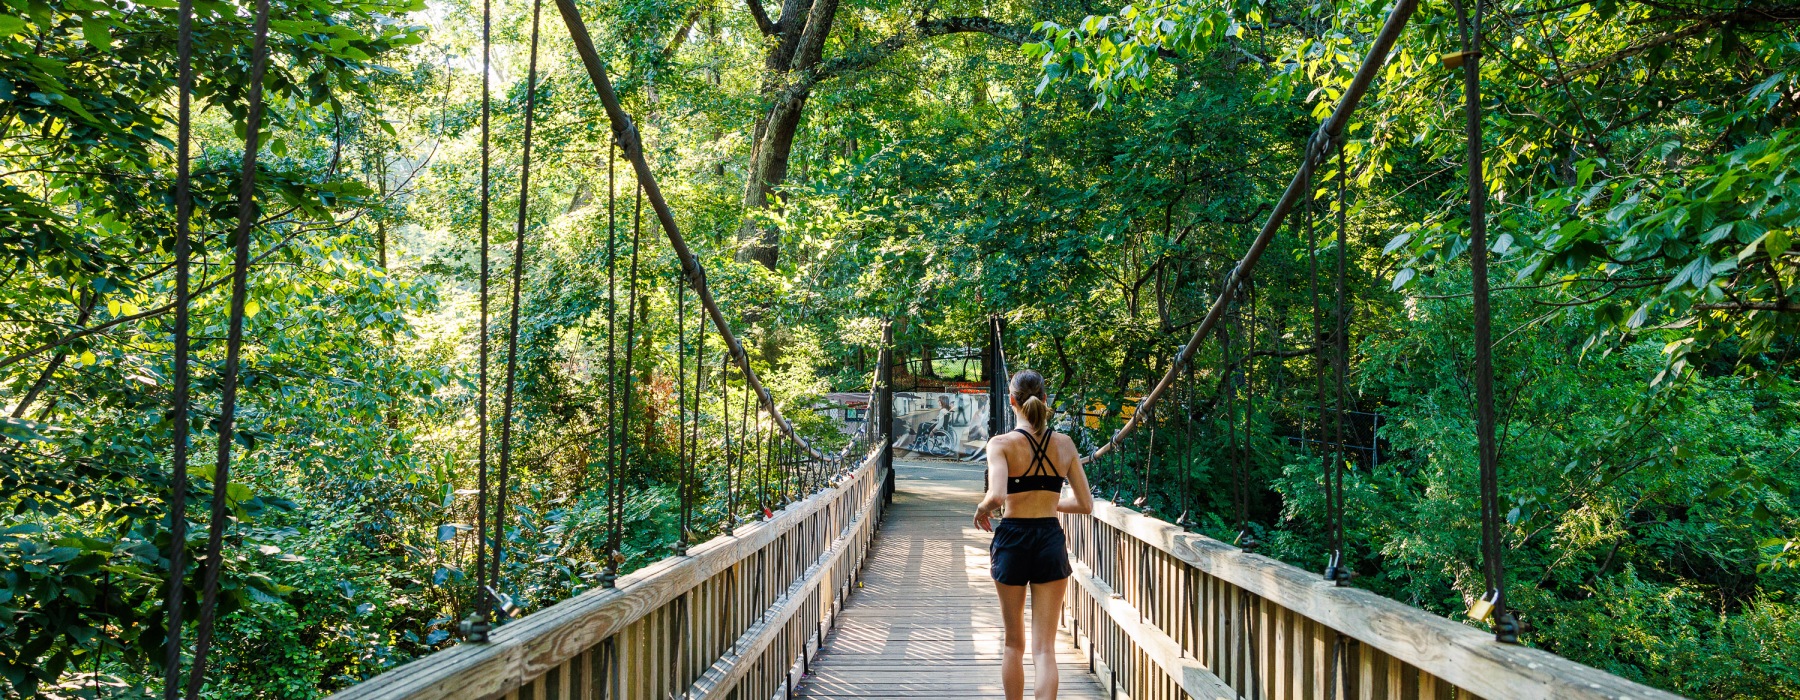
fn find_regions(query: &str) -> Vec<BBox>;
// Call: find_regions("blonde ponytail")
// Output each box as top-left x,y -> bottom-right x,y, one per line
1010,369 -> 1052,432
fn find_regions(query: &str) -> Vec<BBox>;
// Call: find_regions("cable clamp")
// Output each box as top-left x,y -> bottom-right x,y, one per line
459,587 -> 517,643
1323,550 -> 1351,585
459,612 -> 490,643
1494,608 -> 1520,644
612,115 -> 643,161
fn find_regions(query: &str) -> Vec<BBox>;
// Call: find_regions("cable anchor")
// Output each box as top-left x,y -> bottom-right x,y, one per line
1466,589 -> 1519,643
1323,549 -> 1351,586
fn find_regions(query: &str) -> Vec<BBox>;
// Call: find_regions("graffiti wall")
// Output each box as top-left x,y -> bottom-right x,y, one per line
891,391 -> 992,459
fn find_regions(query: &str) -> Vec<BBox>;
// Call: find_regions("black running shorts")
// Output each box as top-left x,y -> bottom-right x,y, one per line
989,517 -> 1073,586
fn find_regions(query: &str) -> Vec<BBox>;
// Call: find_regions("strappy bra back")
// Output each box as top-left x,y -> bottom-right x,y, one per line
1006,428 -> 1066,494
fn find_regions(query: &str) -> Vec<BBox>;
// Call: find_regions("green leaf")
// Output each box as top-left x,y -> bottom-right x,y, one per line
0,15 -> 24,36
0,417 -> 48,442
81,16 -> 111,51
1766,229 -> 1791,258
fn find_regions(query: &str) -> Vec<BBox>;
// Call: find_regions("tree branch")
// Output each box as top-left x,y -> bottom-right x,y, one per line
788,0 -> 840,71
661,8 -> 705,61
784,16 -> 1031,96
1693,301 -> 1800,312
0,214 -> 362,373
744,0 -> 776,36
1544,21 -> 1714,85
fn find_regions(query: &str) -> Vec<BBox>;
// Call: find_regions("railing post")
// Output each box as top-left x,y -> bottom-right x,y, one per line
987,314 -> 1009,437
879,320 -> 894,503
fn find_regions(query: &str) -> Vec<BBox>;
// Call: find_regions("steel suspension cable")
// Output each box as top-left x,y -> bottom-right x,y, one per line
722,352 -> 735,532
183,0 -> 273,693
601,145 -> 618,585
473,0 -> 494,610
1331,143 -> 1351,580
1307,156 -> 1343,583
1242,282 -> 1257,546
491,0 -> 544,605
160,0 -> 197,690
1080,0 -> 1419,465
613,182 -> 644,572
688,298 -> 705,547
738,365 -> 751,521
676,273 -> 689,554
773,423 -> 783,504
755,405 -> 767,516
551,0 -> 830,462
1452,0 -> 1517,644
1134,396 -> 1155,510
1221,318 -> 1240,535
1177,375 -> 1194,527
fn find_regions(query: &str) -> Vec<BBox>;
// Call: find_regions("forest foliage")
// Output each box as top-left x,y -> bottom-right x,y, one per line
2,0 -> 1798,697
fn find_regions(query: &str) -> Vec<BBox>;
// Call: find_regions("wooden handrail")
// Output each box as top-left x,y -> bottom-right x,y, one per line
1062,501 -> 1688,700
330,447 -> 888,700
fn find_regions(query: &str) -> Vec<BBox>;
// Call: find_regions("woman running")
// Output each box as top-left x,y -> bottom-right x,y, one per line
974,369 -> 1094,700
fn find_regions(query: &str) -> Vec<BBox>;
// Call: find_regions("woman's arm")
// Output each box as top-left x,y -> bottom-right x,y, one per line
1056,438 -> 1095,515
974,435 -> 1009,531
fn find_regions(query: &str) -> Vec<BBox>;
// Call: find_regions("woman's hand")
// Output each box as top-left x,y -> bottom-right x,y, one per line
974,500 -> 999,531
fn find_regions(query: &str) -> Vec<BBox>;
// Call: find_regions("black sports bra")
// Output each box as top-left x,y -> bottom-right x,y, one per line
1006,428 -> 1066,494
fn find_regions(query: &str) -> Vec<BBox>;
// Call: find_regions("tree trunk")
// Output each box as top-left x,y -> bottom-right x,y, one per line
738,92 -> 809,269
731,3 -> 1022,270
737,0 -> 842,270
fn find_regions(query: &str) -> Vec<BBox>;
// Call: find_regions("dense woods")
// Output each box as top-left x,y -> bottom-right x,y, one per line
2,0 -> 1797,697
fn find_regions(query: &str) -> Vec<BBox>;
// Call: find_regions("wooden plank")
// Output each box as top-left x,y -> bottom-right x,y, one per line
796,459 -> 1107,699
1068,560 -> 1237,700
685,457 -> 884,698
330,450 -> 882,700
1073,502 -> 1688,700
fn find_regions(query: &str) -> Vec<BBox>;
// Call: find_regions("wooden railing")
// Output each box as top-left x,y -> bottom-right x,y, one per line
1061,501 -> 1687,700
332,448 -> 889,700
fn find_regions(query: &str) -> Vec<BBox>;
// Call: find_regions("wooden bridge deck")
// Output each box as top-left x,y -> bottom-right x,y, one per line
796,459 -> 1107,698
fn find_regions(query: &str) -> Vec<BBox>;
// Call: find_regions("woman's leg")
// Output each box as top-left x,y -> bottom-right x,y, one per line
995,581 -> 1028,700
1028,578 -> 1069,700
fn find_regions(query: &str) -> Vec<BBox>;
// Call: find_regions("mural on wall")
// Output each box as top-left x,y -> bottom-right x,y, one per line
892,391 -> 991,459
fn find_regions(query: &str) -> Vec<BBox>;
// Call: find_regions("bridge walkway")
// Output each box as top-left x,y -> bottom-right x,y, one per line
796,459 -> 1107,698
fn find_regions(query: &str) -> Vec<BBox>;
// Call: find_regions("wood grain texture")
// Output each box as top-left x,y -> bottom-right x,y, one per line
1068,559 -> 1236,700
1066,501 -> 1689,700
687,459 -> 882,698
336,453 -> 1688,700
331,448 -> 883,700
795,459 -> 1109,699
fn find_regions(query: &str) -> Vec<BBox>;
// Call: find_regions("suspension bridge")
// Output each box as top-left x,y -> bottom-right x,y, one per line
142,0 -> 1696,696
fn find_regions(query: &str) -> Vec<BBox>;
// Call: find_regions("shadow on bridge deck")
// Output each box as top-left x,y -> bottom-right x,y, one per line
796,459 -> 1107,698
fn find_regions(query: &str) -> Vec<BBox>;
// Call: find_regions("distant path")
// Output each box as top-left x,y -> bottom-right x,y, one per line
795,459 -> 1107,698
